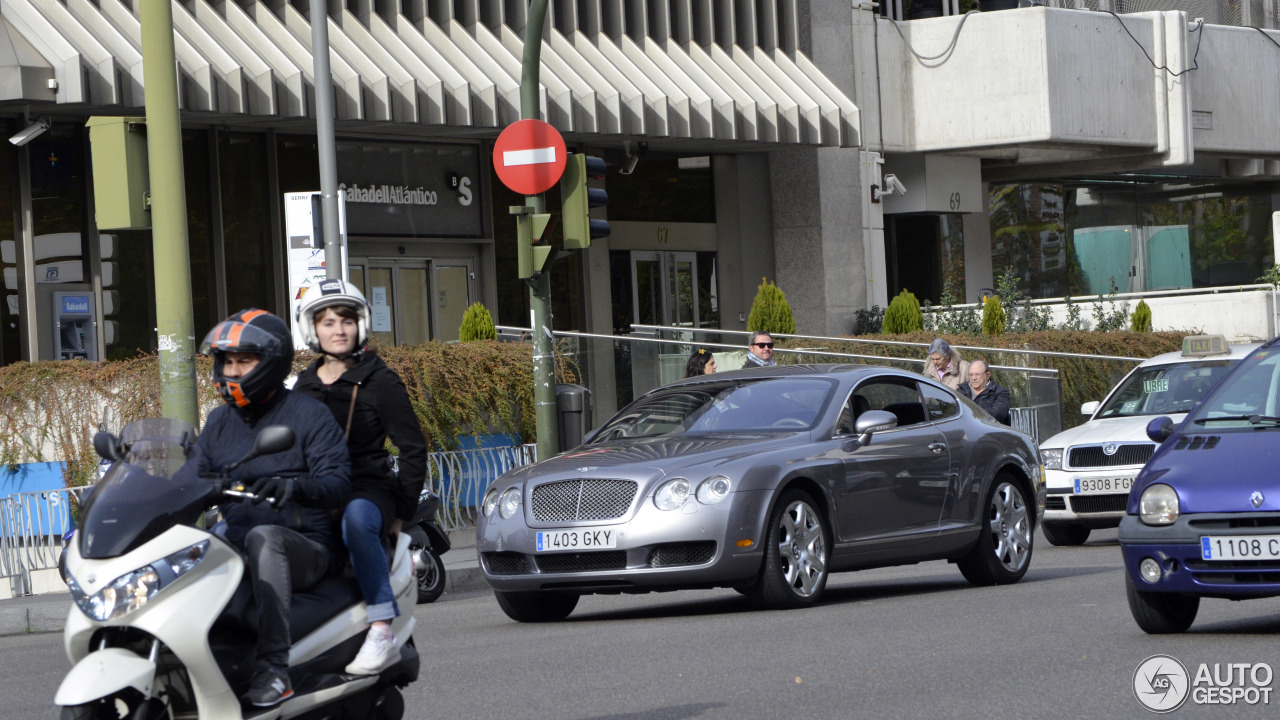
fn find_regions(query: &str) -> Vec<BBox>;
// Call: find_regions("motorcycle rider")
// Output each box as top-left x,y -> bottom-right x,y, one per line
293,279 -> 428,674
194,308 -> 351,707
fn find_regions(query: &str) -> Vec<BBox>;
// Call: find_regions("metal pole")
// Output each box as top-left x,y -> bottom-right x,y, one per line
311,0 -> 342,279
521,0 -> 560,460
139,0 -> 198,427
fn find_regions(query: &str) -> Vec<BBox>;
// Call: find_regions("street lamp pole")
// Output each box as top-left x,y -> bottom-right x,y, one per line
311,0 -> 343,279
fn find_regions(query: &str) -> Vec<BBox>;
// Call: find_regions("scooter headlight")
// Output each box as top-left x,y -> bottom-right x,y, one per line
68,541 -> 209,622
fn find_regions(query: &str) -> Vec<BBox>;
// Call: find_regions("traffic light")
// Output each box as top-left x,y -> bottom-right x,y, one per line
512,205 -> 552,279
560,153 -> 610,250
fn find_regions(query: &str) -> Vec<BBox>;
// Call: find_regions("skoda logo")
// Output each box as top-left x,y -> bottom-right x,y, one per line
1102,443 -> 1119,456
1252,491 -> 1265,508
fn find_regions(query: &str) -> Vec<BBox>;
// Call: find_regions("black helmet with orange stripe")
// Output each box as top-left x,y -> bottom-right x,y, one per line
199,309 -> 293,408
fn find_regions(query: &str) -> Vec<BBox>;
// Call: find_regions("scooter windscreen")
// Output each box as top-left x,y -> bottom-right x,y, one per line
78,418 -> 208,559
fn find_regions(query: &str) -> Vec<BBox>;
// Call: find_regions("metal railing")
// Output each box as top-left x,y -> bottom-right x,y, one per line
886,0 -> 1280,30
0,486 -> 85,596
426,444 -> 538,531
1010,407 -> 1040,444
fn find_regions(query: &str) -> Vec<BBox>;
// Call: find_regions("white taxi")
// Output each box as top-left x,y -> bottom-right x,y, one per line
1038,335 -> 1260,546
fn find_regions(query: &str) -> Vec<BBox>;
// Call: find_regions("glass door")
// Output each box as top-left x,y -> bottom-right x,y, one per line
433,264 -> 472,342
630,251 -> 698,328
348,259 -> 431,346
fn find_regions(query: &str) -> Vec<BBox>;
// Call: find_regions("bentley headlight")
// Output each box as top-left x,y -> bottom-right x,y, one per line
654,478 -> 691,511
696,476 -> 732,505
1040,448 -> 1063,471
499,488 -> 522,519
482,488 -> 500,518
1139,484 -> 1179,525
69,541 -> 209,621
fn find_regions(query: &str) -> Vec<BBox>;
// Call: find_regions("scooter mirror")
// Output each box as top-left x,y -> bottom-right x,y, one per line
225,425 -> 296,472
92,431 -> 121,461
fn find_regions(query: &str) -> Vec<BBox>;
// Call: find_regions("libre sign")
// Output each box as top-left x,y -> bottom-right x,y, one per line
493,119 -> 566,196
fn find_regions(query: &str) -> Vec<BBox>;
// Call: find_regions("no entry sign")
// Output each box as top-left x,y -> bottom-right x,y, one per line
493,119 -> 566,196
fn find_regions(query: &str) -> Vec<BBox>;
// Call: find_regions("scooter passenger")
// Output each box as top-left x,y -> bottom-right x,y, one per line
194,308 -> 351,708
293,279 -> 428,675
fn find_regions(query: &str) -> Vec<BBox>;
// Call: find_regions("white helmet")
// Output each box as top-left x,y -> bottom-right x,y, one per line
296,278 -> 372,356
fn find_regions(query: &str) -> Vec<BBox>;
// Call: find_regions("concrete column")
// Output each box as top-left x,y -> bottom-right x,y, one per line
963,183 -> 995,303
713,154 -> 774,330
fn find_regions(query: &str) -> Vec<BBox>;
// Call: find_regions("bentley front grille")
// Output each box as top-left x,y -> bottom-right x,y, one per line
530,479 -> 638,522
535,551 -> 628,573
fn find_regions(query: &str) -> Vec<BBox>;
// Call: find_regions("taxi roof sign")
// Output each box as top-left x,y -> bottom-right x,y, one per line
1182,334 -> 1229,357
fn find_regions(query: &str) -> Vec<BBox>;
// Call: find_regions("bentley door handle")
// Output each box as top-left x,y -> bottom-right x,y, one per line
928,443 -> 946,453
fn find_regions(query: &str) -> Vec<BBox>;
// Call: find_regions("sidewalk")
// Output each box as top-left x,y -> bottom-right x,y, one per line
0,529 -> 485,637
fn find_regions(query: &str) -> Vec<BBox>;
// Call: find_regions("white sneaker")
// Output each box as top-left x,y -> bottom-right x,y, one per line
345,625 -> 398,675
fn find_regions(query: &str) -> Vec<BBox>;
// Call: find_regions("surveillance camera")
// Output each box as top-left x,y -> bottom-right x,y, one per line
619,140 -> 640,175
884,173 -> 907,196
9,117 -> 50,147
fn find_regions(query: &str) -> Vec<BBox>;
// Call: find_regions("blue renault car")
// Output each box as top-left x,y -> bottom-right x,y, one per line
1120,336 -> 1280,633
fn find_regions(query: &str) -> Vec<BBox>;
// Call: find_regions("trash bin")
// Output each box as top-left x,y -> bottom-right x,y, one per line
556,383 -> 592,453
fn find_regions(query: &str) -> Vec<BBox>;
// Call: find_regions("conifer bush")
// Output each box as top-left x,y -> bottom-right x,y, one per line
459,302 -> 497,341
982,294 -> 1006,336
1129,299 -> 1152,333
746,277 -> 796,335
882,290 -> 923,334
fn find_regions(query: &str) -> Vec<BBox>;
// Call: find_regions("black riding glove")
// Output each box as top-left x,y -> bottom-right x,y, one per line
249,476 -> 294,507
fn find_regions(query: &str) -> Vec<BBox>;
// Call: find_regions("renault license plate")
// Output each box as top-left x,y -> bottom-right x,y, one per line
1201,535 -> 1280,560
536,528 -> 617,552
1074,476 -> 1133,495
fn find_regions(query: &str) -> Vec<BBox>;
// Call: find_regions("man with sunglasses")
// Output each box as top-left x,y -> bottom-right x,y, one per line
745,331 -> 777,367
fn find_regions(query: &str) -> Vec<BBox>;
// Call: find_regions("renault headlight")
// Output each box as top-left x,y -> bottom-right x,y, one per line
482,488 -> 500,518
1139,484 -> 1180,525
654,478 -> 691,511
1040,448 -> 1063,471
68,540 -> 209,621
499,488 -> 522,519
696,476 -> 732,505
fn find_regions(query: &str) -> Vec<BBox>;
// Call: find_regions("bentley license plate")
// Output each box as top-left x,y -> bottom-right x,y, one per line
1073,476 -> 1133,495
1201,535 -> 1280,561
536,528 -> 618,552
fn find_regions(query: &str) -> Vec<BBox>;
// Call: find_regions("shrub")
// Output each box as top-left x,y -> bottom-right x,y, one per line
458,302 -> 497,341
982,295 -> 1006,336
852,305 -> 884,335
882,290 -> 923,334
746,277 -> 796,335
1130,299 -> 1153,332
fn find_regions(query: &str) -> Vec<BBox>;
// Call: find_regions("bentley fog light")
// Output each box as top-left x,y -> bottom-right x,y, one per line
1139,557 -> 1162,584
482,488 -> 499,518
654,478 -> 690,511
69,541 -> 209,621
498,488 -> 521,519
1040,448 -> 1063,471
696,476 -> 732,505
1139,484 -> 1180,525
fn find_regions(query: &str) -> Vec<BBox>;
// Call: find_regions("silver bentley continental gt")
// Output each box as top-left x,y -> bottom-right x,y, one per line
477,364 -> 1044,622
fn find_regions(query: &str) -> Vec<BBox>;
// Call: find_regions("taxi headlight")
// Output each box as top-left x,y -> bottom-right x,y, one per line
482,488 -> 500,518
696,476 -> 732,505
1139,484 -> 1180,525
1040,448 -> 1063,471
654,478 -> 691,511
498,488 -> 522,520
68,541 -> 209,622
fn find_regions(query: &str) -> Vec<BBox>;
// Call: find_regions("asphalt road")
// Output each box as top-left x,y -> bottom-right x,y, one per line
11,529 -> 1280,719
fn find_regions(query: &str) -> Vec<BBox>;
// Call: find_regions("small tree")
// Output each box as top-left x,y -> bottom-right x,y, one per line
458,302 -> 497,341
1130,299 -> 1153,332
747,277 -> 796,335
882,290 -> 923,334
982,294 -> 1006,336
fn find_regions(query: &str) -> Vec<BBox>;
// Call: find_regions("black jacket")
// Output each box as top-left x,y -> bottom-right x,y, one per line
196,389 -> 351,555
961,380 -> 1012,425
294,354 -> 428,530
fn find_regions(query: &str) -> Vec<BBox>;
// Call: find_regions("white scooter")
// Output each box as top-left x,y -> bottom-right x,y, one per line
55,418 -> 419,720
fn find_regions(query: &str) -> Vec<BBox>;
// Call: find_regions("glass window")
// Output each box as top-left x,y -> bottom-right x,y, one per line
921,383 -> 960,421
1189,349 -> 1280,429
1098,360 -> 1236,418
590,150 -> 715,223
221,133 -> 275,314
851,379 -> 927,427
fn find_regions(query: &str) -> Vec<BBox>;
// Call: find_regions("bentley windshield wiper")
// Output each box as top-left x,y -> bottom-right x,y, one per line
1193,414 -> 1280,426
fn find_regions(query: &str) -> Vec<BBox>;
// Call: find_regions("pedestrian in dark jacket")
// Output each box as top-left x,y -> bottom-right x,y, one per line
195,309 -> 350,708
960,358 -> 1012,425
292,278 -> 428,676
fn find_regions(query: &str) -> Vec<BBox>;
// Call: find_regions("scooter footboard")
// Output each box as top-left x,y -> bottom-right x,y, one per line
55,647 -> 156,706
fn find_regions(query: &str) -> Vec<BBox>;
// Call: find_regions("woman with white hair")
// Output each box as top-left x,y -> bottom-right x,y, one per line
926,338 -> 970,391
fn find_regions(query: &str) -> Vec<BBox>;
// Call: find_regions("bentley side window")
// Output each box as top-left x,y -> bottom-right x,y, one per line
848,378 -> 928,429
920,383 -> 960,421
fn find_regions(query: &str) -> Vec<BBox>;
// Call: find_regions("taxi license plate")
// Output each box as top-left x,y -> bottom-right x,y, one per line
1201,535 -> 1280,561
1073,476 -> 1133,495
536,528 -> 617,552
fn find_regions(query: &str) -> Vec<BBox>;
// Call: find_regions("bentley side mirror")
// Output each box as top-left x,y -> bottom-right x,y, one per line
1146,416 -> 1175,444
855,410 -> 898,445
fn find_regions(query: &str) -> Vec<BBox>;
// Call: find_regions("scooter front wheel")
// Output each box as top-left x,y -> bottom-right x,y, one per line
61,692 -> 167,720
412,545 -> 446,604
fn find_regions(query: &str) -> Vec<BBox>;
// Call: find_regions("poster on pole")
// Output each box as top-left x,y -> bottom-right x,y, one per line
284,191 -> 348,346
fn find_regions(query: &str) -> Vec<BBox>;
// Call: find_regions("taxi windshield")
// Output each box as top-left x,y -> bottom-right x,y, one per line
1096,360 -> 1234,419
1189,348 -> 1280,429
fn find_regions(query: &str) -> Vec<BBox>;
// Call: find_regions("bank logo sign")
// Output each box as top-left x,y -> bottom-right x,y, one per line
1134,655 -> 1274,713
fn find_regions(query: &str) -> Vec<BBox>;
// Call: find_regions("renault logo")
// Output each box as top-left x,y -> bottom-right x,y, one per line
1102,443 -> 1118,456
1251,491 -> 1264,508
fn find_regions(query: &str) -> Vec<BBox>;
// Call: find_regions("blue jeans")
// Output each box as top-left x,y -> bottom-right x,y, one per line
341,499 -> 398,623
